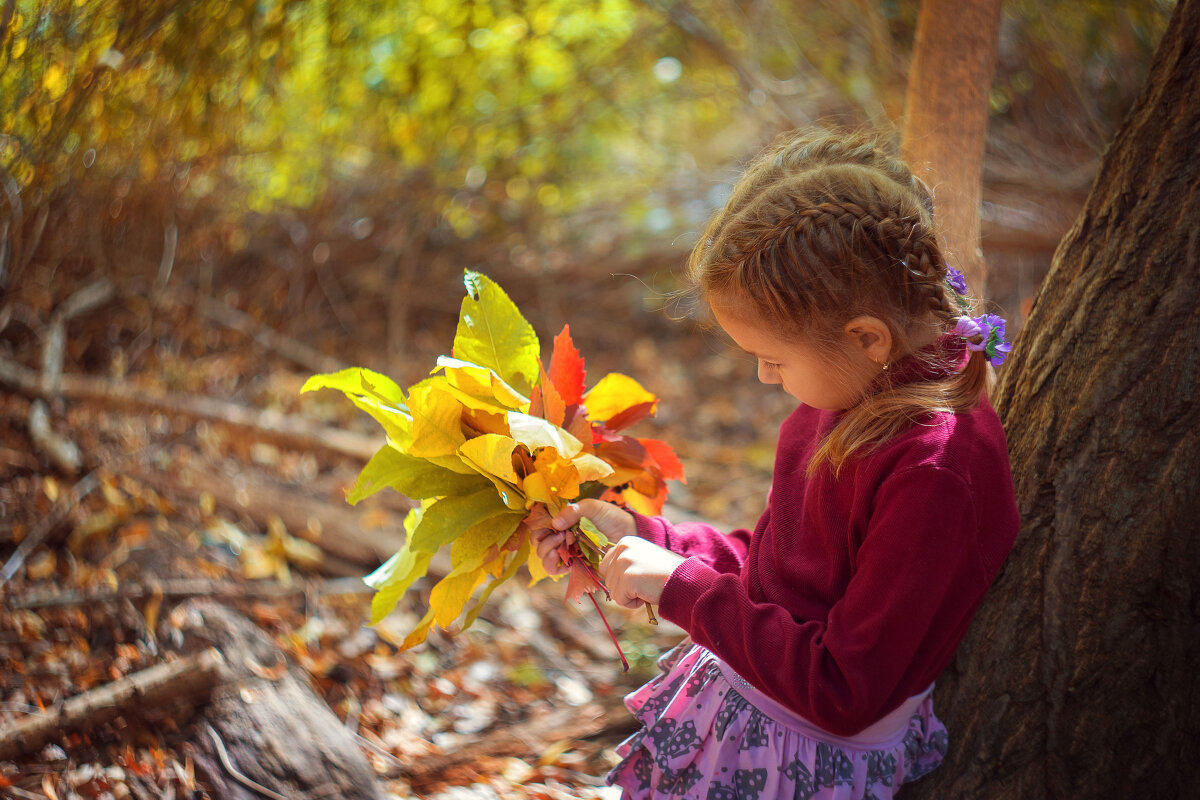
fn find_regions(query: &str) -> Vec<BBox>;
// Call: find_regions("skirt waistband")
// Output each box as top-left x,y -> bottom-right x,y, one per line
715,656 -> 932,750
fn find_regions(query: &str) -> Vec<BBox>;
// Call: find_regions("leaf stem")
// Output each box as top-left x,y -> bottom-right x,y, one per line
586,590 -> 629,673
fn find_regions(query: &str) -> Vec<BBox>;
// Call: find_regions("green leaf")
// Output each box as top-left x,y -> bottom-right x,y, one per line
453,271 -> 540,396
408,487 -> 513,553
365,545 -> 434,625
578,516 -> 611,549
348,445 -> 490,505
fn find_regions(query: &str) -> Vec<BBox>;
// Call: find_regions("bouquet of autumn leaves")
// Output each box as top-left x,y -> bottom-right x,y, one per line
301,271 -> 684,662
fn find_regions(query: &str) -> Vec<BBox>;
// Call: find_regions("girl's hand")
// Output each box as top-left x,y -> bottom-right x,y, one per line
599,536 -> 686,609
532,499 -> 636,577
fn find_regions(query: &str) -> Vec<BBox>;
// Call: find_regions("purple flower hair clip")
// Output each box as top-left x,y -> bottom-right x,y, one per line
944,266 -> 973,313
945,266 -> 969,296
955,313 -> 1012,366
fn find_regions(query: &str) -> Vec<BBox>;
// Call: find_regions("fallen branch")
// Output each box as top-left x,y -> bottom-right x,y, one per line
0,647 -> 225,761
0,357 -> 379,461
7,576 -> 372,611
125,462 -> 408,572
190,291 -> 346,376
27,398 -> 81,474
0,471 -> 101,587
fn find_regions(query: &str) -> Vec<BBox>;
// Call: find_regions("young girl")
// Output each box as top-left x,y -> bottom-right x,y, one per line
534,129 -> 1019,799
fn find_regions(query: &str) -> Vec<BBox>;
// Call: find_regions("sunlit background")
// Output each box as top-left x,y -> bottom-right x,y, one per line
1,0 -> 1174,526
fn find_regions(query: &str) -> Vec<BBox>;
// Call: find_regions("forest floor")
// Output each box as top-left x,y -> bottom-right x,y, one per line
0,256 -> 795,799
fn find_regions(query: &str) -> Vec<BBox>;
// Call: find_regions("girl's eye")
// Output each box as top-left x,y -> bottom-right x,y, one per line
759,360 -> 782,370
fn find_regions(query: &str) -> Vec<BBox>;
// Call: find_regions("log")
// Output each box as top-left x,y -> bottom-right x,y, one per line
0,357 -> 380,461
173,600 -> 386,800
0,647 -> 224,761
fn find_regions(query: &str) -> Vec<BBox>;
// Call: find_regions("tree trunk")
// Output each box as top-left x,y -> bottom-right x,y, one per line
908,2 -> 1200,797
900,0 -> 1003,295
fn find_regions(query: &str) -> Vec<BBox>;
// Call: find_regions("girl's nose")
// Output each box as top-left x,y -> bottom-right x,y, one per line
757,362 -> 781,384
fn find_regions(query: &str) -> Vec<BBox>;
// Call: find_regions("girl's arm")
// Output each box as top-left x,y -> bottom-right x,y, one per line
539,499 -> 754,576
656,465 -> 1010,737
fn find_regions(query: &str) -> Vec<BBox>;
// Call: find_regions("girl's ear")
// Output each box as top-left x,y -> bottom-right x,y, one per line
842,316 -> 893,366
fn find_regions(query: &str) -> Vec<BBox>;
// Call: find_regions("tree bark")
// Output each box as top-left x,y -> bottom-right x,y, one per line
909,1 -> 1200,797
901,0 -> 1003,295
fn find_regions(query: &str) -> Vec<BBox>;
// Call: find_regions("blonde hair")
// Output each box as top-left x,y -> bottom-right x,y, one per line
689,129 -> 991,476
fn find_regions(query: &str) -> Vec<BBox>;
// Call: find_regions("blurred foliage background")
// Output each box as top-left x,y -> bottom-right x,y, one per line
0,0 -> 1174,376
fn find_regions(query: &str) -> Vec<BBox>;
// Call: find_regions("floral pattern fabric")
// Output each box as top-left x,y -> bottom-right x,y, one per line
607,644 -> 948,800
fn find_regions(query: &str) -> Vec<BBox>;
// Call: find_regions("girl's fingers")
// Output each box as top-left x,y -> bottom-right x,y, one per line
535,531 -> 563,560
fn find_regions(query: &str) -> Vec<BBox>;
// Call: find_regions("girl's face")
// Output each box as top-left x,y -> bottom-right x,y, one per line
711,303 -> 879,411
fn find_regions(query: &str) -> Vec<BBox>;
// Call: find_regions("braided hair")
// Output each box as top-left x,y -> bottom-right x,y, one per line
690,129 -> 991,475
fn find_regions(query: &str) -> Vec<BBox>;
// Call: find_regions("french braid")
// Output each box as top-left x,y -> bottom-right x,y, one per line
690,129 -> 990,475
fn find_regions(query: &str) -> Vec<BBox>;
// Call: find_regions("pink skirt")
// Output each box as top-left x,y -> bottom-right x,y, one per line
606,643 -> 948,799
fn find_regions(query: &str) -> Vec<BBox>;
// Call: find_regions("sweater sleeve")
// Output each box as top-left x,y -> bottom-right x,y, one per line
658,465 -> 991,736
630,511 -> 753,575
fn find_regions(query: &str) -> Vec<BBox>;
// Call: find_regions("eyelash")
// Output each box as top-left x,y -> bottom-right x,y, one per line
759,360 -> 782,369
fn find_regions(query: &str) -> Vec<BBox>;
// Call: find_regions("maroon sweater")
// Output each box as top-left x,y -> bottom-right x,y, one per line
635,393 -> 1018,737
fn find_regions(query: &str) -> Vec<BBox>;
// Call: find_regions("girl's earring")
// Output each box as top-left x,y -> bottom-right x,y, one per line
880,361 -> 889,371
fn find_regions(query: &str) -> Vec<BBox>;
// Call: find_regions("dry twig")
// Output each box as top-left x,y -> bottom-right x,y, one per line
0,648 -> 225,761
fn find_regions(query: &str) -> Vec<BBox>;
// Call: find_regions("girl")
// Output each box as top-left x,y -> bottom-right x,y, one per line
534,129 -> 1019,799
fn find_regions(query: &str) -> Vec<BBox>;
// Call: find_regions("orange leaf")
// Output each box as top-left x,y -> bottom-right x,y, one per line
538,363 -> 566,427
638,438 -> 686,483
548,325 -> 586,406
560,547 -> 605,603
603,401 -> 656,431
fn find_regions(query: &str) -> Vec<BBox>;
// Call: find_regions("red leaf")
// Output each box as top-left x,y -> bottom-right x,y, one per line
524,503 -> 554,535
563,405 -> 594,452
538,363 -> 566,427
594,438 -> 649,470
638,437 -> 686,483
560,545 -> 606,603
601,401 -> 656,432
549,325 -> 586,406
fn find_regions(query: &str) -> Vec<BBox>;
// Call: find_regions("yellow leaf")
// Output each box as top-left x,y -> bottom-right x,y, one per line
506,411 -> 582,456
463,406 -> 511,436
407,383 -> 466,459
571,452 -> 614,482
449,512 -> 522,574
458,434 -> 519,483
526,534 -> 556,586
429,569 -> 487,628
402,608 -> 436,649
614,487 -> 661,516
527,447 -> 580,501
583,373 -> 657,422
347,393 -> 412,449
436,356 -> 529,410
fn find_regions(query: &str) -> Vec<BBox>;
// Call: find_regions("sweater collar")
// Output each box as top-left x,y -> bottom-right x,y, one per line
868,334 -> 967,395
